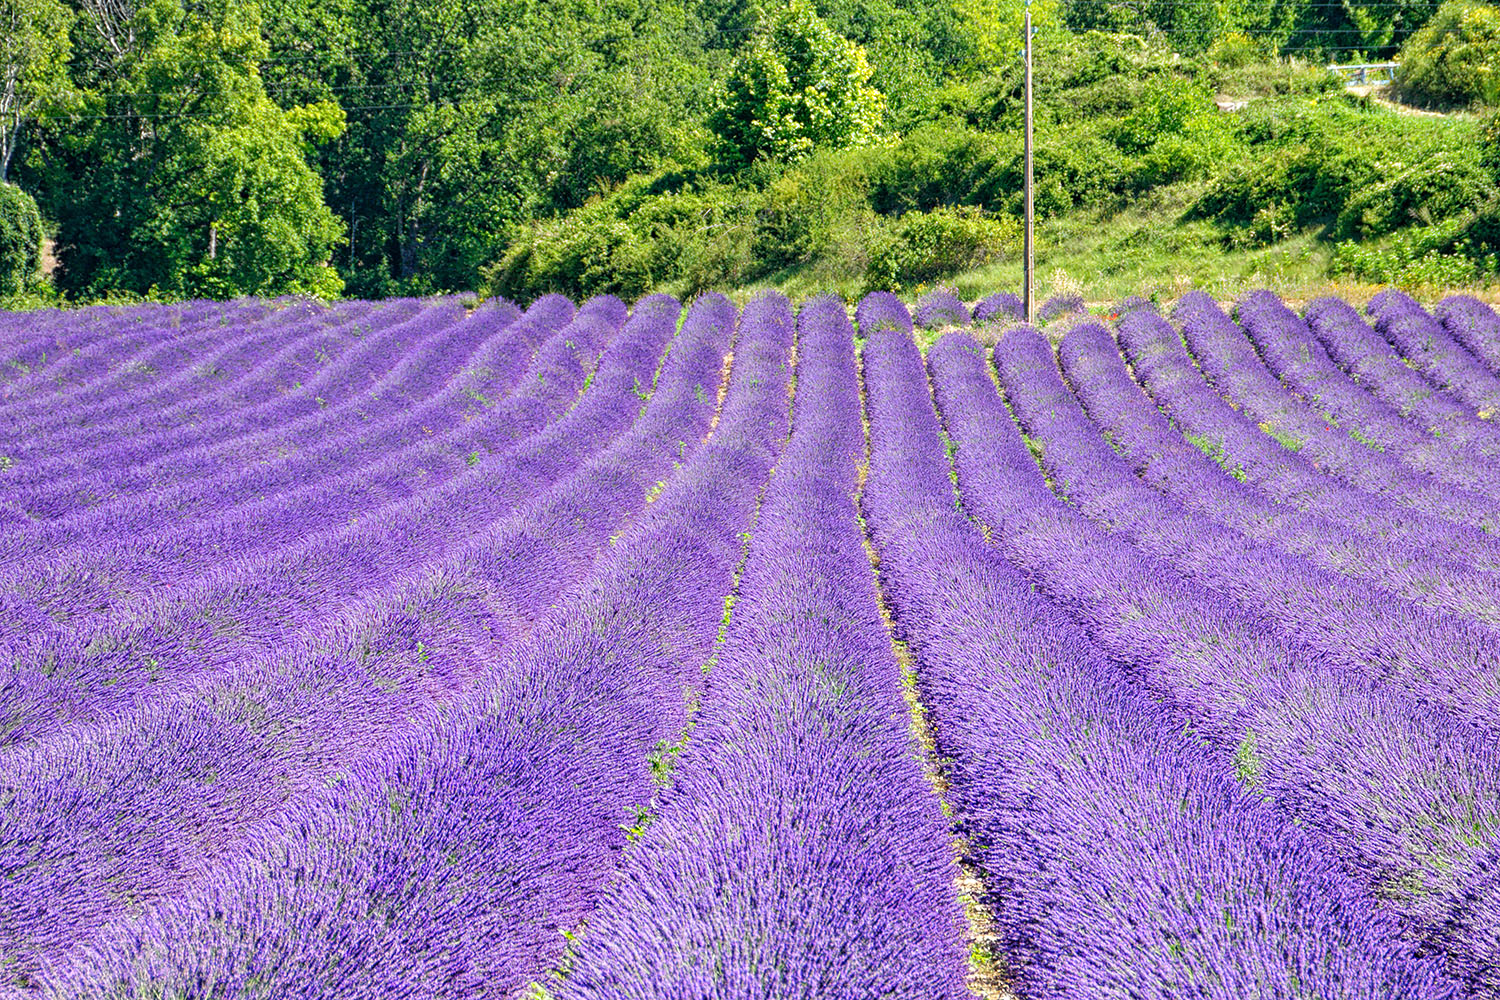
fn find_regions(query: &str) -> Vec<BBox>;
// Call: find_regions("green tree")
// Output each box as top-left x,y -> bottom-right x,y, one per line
1398,0 -> 1500,106
42,0 -> 345,298
254,0 -> 708,296
0,0 -> 73,180
955,0 -> 1061,70
0,180 -> 42,294
710,0 -> 885,167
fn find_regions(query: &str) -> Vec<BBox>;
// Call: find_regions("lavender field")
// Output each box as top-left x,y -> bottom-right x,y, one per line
2,288 -> 1500,999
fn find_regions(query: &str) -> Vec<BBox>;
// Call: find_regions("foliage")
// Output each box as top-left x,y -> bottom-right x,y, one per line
954,0 -> 1062,70
0,181 -> 42,294
1397,0 -> 1500,107
1194,98 -> 1483,246
1483,110 -> 1500,185
33,0 -> 344,299
0,0 -> 72,181
709,0 -> 885,167
1331,213 -> 1500,284
1334,155 -> 1496,238
865,205 -> 1019,290
2,0 -> 1494,303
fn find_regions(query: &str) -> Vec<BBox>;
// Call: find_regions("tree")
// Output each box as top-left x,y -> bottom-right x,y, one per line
0,180 -> 42,294
1398,0 -> 1500,106
42,0 -> 345,298
710,0 -> 885,168
253,0 -> 709,296
955,0 -> 1061,70
0,0 -> 72,181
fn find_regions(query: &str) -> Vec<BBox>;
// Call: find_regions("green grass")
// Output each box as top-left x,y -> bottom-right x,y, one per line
719,180 -> 1500,309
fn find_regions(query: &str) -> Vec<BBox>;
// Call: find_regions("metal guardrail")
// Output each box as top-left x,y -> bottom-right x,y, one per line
1329,62 -> 1399,86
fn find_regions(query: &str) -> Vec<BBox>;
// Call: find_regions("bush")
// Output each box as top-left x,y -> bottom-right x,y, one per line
913,288 -> 971,328
1398,0 -> 1500,107
0,183 -> 44,296
864,205 -> 1019,290
1335,155 -> 1496,238
483,210 -> 655,302
1482,110 -> 1500,185
1331,212 -> 1500,284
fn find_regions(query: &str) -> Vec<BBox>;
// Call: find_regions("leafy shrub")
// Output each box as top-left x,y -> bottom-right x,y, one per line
1482,110 -> 1500,184
1398,0 -> 1500,107
710,0 -> 885,167
1335,155 -> 1496,238
483,210 -> 655,302
1207,32 -> 1261,69
0,183 -> 44,297
1132,112 -> 1245,188
1106,77 -> 1217,154
753,147 -> 875,270
1198,143 -> 1374,232
864,206 -> 1019,290
1331,213 -> 1500,284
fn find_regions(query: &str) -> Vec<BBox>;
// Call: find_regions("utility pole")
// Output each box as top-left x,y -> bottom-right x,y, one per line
1023,0 -> 1035,326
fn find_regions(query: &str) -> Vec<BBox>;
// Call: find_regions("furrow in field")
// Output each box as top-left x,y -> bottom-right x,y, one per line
998,320 -> 1500,729
1119,299 -> 1500,565
1185,292 -> 1500,515
1305,295 -> 1500,465
1059,316 -> 1500,627
0,298 -> 556,609
1,293 -> 741,990
0,295 -> 631,743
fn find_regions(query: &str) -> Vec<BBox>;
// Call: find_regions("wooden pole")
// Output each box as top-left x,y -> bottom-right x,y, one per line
1023,1 -> 1035,326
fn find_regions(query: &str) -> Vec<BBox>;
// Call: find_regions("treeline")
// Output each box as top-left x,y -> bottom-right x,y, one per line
0,0 -> 1494,301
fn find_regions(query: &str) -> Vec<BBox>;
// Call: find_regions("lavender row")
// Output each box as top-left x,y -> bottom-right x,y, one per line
0,297 -> 566,603
0,304 -> 461,539
35,294 -> 793,1000
0,292 -> 736,989
0,299 -> 275,411
1001,319 -> 1500,730
1204,292 -> 1500,521
1230,291 -> 1500,497
0,301 -> 239,422
913,289 -> 971,329
2,300 -> 388,450
1,296 -> 566,576
1369,290 -> 1500,418
1058,318 -> 1500,628
1,298 -> 418,474
927,321 -> 1500,990
0,295 -> 642,744
862,307 -> 1451,998
1305,295 -> 1500,463
552,295 -> 969,999
1120,297 -> 1500,567
1437,296 -> 1500,377
0,299 -> 444,517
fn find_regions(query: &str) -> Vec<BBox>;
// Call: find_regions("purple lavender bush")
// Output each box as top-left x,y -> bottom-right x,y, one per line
912,288 -> 970,329
973,291 -> 1023,323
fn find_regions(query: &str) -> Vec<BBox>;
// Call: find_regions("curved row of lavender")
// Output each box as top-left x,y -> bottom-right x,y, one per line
947,289 -> 1500,996
864,299 -> 1449,998
547,294 -> 970,998
3,287 -> 1500,997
